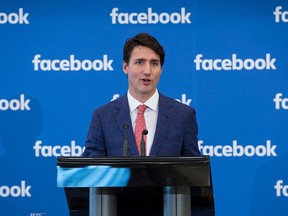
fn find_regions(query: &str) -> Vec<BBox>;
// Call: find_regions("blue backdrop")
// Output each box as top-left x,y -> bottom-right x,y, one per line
1,0 -> 288,215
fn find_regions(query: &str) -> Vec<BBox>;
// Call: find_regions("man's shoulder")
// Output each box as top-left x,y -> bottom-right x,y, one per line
94,94 -> 127,114
159,93 -> 195,112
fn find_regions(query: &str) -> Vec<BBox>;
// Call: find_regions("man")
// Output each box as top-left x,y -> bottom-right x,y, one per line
82,33 -> 200,157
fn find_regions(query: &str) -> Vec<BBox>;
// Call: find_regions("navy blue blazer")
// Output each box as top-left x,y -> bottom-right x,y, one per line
83,93 -> 200,157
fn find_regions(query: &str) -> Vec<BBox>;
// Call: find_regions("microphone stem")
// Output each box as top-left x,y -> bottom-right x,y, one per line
123,124 -> 129,156
123,140 -> 128,156
140,139 -> 145,157
140,129 -> 148,157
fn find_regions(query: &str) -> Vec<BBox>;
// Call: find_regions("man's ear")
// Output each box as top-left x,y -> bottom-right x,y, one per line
123,61 -> 128,74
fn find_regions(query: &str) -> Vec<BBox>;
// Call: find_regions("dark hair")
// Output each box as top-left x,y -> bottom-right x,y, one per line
123,33 -> 165,67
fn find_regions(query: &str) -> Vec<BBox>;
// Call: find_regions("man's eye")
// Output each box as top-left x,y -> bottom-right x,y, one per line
151,62 -> 159,67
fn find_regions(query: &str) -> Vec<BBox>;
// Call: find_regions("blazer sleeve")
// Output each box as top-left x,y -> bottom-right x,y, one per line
181,107 -> 201,156
82,109 -> 106,157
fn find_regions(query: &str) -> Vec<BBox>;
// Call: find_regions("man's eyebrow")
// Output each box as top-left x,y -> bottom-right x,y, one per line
134,58 -> 146,61
134,58 -> 160,62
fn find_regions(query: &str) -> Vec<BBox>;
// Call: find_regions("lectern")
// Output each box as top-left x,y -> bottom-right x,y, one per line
57,156 -> 214,216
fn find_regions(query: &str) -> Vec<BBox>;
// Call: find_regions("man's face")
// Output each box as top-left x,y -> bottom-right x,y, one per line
123,46 -> 162,102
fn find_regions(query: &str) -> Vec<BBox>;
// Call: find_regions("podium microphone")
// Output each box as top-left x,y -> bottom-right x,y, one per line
140,129 -> 148,157
123,124 -> 129,156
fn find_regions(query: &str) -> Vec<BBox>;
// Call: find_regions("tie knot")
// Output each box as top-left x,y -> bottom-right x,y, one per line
137,105 -> 147,114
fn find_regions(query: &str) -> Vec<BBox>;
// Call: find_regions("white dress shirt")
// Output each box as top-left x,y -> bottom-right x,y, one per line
127,90 -> 159,155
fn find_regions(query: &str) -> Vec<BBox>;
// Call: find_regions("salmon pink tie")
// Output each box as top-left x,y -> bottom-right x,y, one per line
135,105 -> 147,154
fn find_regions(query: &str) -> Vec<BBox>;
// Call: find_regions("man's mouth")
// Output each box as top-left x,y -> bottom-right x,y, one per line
141,78 -> 152,85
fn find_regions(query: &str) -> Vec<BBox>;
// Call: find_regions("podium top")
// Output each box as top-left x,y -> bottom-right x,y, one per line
57,156 -> 212,188
57,156 -> 210,167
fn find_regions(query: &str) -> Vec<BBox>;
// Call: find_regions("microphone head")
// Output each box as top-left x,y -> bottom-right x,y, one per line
142,129 -> 148,135
123,124 -> 129,130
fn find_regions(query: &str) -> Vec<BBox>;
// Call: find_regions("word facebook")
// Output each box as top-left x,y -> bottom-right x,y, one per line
32,54 -> 114,71
274,6 -> 288,23
33,140 -> 85,157
274,93 -> 288,110
0,181 -> 31,197
111,93 -> 192,106
0,8 -> 29,24
198,140 -> 277,157
0,94 -> 31,111
194,53 -> 276,71
275,180 -> 288,197
110,7 -> 191,24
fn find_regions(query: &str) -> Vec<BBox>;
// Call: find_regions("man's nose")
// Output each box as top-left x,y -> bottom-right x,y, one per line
143,64 -> 152,75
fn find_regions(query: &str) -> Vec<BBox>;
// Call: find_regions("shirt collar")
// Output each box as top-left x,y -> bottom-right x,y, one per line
127,90 -> 159,112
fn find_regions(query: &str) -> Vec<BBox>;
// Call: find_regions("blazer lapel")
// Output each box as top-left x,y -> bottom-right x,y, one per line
150,94 -> 174,156
114,95 -> 138,156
